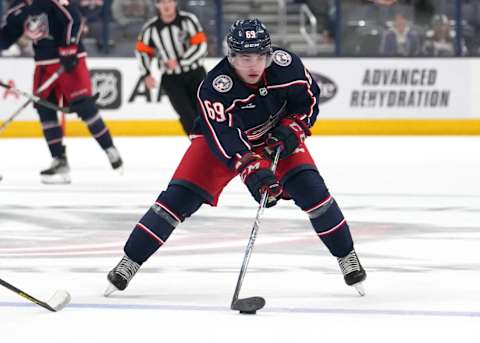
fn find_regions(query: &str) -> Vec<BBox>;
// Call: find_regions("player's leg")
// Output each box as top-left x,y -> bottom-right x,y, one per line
105,137 -> 237,295
277,146 -> 366,292
105,184 -> 205,294
33,65 -> 70,184
69,94 -> 123,171
60,58 -> 123,171
162,74 -> 197,135
37,92 -> 71,184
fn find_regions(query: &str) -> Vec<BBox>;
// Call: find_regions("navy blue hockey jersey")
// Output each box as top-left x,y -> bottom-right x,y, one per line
0,0 -> 85,62
195,48 -> 320,168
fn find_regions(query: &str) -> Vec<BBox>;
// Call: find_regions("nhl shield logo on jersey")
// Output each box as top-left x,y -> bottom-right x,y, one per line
213,75 -> 233,93
272,50 -> 292,67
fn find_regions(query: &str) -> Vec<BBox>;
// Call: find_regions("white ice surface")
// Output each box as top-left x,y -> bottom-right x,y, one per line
1,136 -> 480,343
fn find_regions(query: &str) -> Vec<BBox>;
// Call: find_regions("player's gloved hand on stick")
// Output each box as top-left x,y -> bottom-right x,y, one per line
235,152 -> 283,208
58,45 -> 79,73
266,115 -> 311,159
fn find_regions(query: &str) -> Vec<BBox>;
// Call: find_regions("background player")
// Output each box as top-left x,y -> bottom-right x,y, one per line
135,0 -> 207,136
105,19 -> 366,297
0,0 -> 123,184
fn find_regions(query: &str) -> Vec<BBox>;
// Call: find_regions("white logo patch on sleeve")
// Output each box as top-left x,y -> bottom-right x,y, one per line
272,50 -> 292,67
212,75 -> 233,93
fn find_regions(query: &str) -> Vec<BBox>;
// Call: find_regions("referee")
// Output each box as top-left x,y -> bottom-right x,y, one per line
135,0 -> 207,135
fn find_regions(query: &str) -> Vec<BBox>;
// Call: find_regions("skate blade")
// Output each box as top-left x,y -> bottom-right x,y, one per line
104,283 -> 119,297
41,174 -> 71,185
47,290 -> 71,311
353,282 -> 366,296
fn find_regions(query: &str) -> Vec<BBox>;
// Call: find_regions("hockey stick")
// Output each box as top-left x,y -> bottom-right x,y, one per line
0,66 -> 66,134
0,98 -> 32,134
230,147 -> 282,314
0,277 -> 71,312
0,71 -> 70,118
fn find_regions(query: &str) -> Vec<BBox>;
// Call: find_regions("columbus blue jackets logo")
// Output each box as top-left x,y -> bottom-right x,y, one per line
24,14 -> 51,41
272,50 -> 292,67
212,75 -> 233,93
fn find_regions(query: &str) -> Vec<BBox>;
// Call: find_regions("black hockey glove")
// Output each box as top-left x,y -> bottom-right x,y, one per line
235,152 -> 283,208
266,115 -> 311,159
58,45 -> 79,73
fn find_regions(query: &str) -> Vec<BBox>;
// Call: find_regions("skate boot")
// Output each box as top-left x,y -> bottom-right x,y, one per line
337,249 -> 367,296
104,255 -> 140,297
40,154 -> 71,184
105,146 -> 123,174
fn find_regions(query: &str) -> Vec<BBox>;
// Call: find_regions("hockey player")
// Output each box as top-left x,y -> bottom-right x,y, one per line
0,0 -> 123,184
105,19 -> 366,297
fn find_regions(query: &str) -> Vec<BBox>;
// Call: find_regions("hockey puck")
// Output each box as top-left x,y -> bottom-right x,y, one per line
239,310 -> 257,315
231,296 -> 265,314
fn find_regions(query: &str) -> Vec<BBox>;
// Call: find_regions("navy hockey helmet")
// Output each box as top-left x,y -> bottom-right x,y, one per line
227,19 -> 272,56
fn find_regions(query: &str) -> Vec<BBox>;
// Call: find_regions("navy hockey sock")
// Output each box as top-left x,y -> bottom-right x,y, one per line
84,113 -> 114,150
307,196 -> 353,257
124,205 -> 177,264
73,95 -> 114,150
42,121 -> 65,157
283,170 -> 354,257
124,185 -> 204,264
38,106 -> 64,158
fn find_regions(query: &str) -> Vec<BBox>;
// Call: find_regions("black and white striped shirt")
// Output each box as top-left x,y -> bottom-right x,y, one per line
135,11 -> 207,76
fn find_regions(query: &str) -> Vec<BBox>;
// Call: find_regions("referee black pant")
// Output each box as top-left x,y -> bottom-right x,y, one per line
161,67 -> 207,135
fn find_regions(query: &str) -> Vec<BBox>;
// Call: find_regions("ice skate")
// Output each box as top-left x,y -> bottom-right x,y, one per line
105,146 -> 124,174
337,249 -> 367,296
104,255 -> 140,297
40,155 -> 71,184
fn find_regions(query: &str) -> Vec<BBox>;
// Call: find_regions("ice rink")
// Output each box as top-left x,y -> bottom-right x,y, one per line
1,136 -> 479,343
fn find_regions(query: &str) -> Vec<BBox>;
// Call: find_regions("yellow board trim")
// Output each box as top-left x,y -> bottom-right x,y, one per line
1,119 -> 480,137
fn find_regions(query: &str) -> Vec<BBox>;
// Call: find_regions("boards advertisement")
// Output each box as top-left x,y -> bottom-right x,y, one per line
1,57 -> 479,136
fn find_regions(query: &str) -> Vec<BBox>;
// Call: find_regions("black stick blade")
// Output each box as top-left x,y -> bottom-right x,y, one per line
231,296 -> 265,314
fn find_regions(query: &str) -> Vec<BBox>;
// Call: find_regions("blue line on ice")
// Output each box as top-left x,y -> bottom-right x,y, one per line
1,302 -> 480,318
